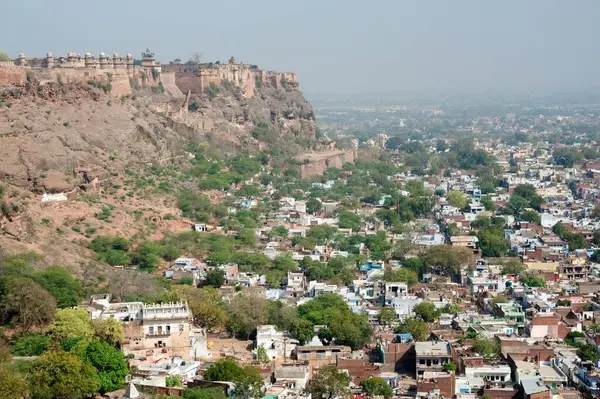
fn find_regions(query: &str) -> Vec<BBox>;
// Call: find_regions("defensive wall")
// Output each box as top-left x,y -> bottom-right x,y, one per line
162,56 -> 299,98
0,50 -> 167,97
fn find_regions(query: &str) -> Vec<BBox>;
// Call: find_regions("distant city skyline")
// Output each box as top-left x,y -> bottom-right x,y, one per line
2,0 -> 600,95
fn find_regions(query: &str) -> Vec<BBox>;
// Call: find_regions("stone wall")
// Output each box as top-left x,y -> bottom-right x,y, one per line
162,61 -> 299,98
297,149 -> 357,179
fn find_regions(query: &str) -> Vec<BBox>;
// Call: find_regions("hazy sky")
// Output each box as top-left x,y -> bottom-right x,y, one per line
2,0 -> 599,95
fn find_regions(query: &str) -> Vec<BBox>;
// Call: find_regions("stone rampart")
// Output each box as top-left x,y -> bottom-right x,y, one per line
162,58 -> 299,98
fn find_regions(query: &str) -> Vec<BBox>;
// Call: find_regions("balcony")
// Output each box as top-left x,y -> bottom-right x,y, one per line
146,331 -> 171,337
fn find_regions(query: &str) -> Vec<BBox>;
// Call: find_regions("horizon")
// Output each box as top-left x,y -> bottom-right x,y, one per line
3,0 -> 600,95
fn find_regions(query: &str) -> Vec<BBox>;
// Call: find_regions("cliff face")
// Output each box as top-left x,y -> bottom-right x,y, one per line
296,149 -> 357,179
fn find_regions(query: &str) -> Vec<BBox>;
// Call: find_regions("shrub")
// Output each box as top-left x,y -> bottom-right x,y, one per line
206,82 -> 220,99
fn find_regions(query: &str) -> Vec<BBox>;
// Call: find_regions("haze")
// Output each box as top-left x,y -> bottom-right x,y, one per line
2,0 -> 599,95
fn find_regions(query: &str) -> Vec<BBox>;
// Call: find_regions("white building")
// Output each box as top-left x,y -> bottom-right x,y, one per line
256,325 -> 298,361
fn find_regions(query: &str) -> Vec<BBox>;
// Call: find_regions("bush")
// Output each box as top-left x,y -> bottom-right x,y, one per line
151,83 -> 165,94
206,82 -> 220,99
12,334 -> 51,356
87,80 -> 112,93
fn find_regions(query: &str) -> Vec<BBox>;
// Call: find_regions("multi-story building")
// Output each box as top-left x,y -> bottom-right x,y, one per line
415,341 -> 452,378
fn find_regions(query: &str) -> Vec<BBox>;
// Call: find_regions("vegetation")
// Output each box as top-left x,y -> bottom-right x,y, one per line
395,317 -> 429,341
309,365 -> 352,399
361,377 -> 393,398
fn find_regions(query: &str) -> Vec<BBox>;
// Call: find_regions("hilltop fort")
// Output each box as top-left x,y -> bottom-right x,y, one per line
0,50 -> 299,99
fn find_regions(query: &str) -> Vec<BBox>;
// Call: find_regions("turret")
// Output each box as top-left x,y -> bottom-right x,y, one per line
98,52 -> 108,69
17,53 -> 26,66
46,52 -> 54,68
126,53 -> 133,71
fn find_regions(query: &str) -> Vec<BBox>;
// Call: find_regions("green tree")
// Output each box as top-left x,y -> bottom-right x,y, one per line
0,52 -> 9,62
206,268 -> 226,288
395,318 -> 429,341
413,302 -> 440,323
500,261 -> 526,276
269,226 -> 289,238
290,318 -> 314,345
77,339 -> 128,393
204,358 -> 263,398
383,267 -> 418,286
226,291 -> 268,339
338,211 -> 361,232
183,387 -> 227,399
377,307 -> 398,326
166,374 -> 183,387
28,351 -> 101,399
0,364 -> 29,399
0,276 -> 56,332
178,286 -> 228,332
472,337 -> 499,357
477,227 -> 508,257
442,362 -> 457,372
361,377 -> 393,398
11,333 -> 52,356
48,308 -> 93,342
33,266 -> 84,308
424,245 -> 473,278
520,210 -> 541,224
481,196 -> 496,212
309,365 -> 351,399
91,318 -> 125,347
577,344 -> 600,363
520,274 -> 546,288
447,190 -> 468,209
306,198 -> 322,214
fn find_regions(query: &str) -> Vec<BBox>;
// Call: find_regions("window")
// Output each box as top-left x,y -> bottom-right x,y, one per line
149,327 -> 154,335
419,359 -> 425,365
179,324 -> 184,332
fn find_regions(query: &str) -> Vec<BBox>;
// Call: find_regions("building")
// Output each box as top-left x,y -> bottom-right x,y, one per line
415,341 -> 451,378
256,325 -> 298,361
294,345 -> 351,362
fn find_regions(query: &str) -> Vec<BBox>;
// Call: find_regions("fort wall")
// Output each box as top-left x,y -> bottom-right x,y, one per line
162,58 -> 299,98
297,149 -> 357,179
0,50 -> 162,97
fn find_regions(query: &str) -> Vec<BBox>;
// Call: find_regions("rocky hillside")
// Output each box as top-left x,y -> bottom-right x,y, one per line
0,67 -> 319,266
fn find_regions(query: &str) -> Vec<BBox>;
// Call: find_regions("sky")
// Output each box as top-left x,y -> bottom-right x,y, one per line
2,0 -> 600,96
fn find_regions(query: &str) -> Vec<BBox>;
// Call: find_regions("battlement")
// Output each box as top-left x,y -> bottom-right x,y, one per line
7,51 -> 148,71
0,50 -> 164,97
162,56 -> 299,97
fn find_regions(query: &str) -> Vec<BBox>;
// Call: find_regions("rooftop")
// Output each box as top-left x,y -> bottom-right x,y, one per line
415,341 -> 450,356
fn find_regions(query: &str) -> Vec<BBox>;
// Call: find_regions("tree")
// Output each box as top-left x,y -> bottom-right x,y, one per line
0,276 -> 56,332
269,226 -> 289,238
424,245 -> 473,278
361,377 -> 393,398
183,387 -> 227,399
11,333 -> 51,356
338,211 -> 361,232
377,307 -> 398,326
471,337 -> 499,357
395,318 -> 429,341
521,210 -> 541,224
28,351 -> 101,399
178,286 -> 228,332
206,268 -> 226,288
577,344 -> 600,363
92,318 -> 125,347
481,196 -> 496,212
306,198 -> 322,214
204,358 -> 263,398
447,191 -> 468,209
309,365 -> 351,399
226,291 -> 268,339
477,227 -> 508,257
290,318 -> 314,345
297,293 -> 372,349
167,375 -> 183,387
442,362 -> 456,372
48,308 -> 93,342
383,267 -> 418,286
500,261 -> 526,276
0,364 -> 28,399
33,266 -> 84,308
520,274 -> 546,288
413,302 -> 440,323
77,339 -> 128,393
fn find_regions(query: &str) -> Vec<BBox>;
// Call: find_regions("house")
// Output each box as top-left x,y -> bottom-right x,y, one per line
294,345 -> 351,362
450,235 -> 479,249
256,325 -> 298,360
415,341 -> 451,377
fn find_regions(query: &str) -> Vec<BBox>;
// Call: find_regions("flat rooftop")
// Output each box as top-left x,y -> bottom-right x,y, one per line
415,341 -> 450,356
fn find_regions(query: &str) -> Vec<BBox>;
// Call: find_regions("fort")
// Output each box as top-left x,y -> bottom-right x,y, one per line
0,50 -> 299,99
162,56 -> 298,98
